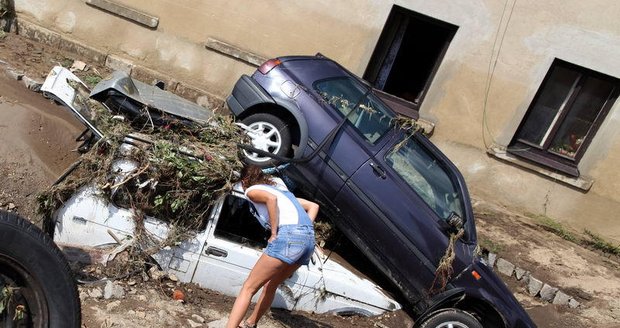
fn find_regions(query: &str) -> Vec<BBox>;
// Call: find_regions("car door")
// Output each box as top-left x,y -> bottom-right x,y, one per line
334,132 -> 476,304
290,77 -> 395,207
191,194 -> 310,305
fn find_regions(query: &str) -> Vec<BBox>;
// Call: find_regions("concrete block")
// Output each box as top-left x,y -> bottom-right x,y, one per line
6,68 -> 23,80
16,20 -> 61,47
22,75 -> 42,92
106,54 -> 134,74
58,38 -> 107,65
496,258 -> 515,277
205,38 -> 266,67
131,65 -> 178,91
539,284 -> 559,302
86,0 -> 159,28
174,82 -> 206,102
552,290 -> 571,305
521,271 -> 531,284
568,298 -> 580,309
103,281 -> 125,299
514,267 -> 526,280
487,253 -> 497,269
527,276 -> 543,296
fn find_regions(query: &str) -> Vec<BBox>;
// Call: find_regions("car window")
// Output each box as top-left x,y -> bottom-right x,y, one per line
213,195 -> 270,249
385,137 -> 465,224
314,78 -> 394,144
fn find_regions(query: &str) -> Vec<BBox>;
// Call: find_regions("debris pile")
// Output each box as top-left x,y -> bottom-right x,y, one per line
37,100 -> 245,263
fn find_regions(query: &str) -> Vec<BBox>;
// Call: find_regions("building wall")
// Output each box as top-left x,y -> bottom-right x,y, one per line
14,0 -> 620,242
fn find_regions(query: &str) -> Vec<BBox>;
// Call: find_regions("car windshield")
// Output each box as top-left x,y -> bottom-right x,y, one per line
314,77 -> 394,144
385,137 -> 465,225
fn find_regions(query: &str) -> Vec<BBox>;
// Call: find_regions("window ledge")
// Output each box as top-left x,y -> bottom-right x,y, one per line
487,145 -> 594,191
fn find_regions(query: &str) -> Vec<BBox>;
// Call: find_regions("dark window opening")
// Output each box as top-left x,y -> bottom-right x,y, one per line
214,195 -> 270,249
364,6 -> 457,113
508,59 -> 619,177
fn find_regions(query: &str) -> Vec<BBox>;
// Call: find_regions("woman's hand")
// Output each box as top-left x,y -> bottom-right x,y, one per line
297,198 -> 319,222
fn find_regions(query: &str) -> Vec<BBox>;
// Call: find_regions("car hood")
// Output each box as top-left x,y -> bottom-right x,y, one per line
90,70 -> 213,123
41,66 -> 213,139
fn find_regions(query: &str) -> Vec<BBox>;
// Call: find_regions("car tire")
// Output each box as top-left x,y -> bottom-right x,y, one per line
418,309 -> 482,328
240,113 -> 292,167
0,210 -> 81,328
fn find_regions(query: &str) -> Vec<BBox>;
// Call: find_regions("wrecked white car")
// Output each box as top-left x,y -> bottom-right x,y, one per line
41,66 -> 401,316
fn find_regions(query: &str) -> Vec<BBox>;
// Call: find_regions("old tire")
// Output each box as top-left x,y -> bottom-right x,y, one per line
419,309 -> 482,328
0,210 -> 80,328
240,113 -> 292,167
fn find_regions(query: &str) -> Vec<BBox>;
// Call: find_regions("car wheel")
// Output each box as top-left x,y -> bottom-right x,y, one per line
419,309 -> 482,328
240,113 -> 292,167
0,210 -> 81,328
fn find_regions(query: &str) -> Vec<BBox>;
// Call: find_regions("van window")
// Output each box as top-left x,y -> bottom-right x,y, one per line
386,137 -> 465,223
314,77 -> 394,144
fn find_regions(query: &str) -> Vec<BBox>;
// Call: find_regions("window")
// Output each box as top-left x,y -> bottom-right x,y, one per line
364,5 -> 457,109
314,78 -> 394,144
214,195 -> 270,249
509,60 -> 619,176
385,136 -> 465,224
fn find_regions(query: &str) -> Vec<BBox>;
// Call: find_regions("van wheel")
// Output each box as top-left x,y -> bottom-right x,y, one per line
240,113 -> 292,167
0,210 -> 81,328
419,309 -> 482,328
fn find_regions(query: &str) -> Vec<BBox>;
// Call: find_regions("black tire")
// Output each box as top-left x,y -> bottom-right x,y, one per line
240,113 -> 292,167
0,210 -> 81,328
419,309 -> 482,328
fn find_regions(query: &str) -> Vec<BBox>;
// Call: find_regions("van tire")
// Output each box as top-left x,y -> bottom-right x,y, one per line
0,210 -> 81,328
418,309 -> 483,328
240,113 -> 292,167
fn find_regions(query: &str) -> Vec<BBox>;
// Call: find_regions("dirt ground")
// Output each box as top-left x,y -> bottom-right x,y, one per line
1,32 -> 620,328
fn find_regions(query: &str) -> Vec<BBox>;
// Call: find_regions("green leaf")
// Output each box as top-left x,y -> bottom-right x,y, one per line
154,195 -> 164,207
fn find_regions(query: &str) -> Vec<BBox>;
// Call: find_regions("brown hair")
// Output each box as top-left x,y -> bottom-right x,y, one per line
240,165 -> 275,188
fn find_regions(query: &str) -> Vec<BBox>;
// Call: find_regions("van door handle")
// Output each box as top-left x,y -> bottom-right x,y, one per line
370,162 -> 386,179
206,246 -> 228,257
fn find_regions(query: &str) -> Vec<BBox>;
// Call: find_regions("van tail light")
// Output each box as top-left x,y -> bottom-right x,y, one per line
258,58 -> 282,74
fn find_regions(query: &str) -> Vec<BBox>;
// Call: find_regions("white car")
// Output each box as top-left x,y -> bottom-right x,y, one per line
43,67 -> 401,316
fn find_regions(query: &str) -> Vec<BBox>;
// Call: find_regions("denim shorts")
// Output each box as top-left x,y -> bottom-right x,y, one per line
265,225 -> 315,265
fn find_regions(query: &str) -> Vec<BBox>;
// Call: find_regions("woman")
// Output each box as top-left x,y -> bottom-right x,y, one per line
226,165 -> 319,328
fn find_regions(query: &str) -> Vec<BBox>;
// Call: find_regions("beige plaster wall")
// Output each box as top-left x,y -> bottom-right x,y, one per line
14,0 -> 389,96
13,0 -> 620,242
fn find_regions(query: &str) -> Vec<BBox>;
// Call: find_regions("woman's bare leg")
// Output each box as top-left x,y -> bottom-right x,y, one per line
226,254 -> 288,328
245,263 -> 302,326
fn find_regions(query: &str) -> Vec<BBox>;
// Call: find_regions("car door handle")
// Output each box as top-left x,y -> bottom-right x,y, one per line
205,246 -> 228,257
370,162 -> 386,179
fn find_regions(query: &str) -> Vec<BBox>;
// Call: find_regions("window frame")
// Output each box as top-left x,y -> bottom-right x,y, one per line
508,59 -> 619,177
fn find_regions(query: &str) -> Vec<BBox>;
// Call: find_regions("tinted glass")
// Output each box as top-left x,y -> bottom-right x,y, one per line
386,137 -> 465,223
517,66 -> 580,146
549,76 -> 615,158
315,78 -> 394,144
214,195 -> 269,248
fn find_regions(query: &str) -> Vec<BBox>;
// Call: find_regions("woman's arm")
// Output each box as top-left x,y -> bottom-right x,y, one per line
246,189 -> 279,241
297,198 -> 319,222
